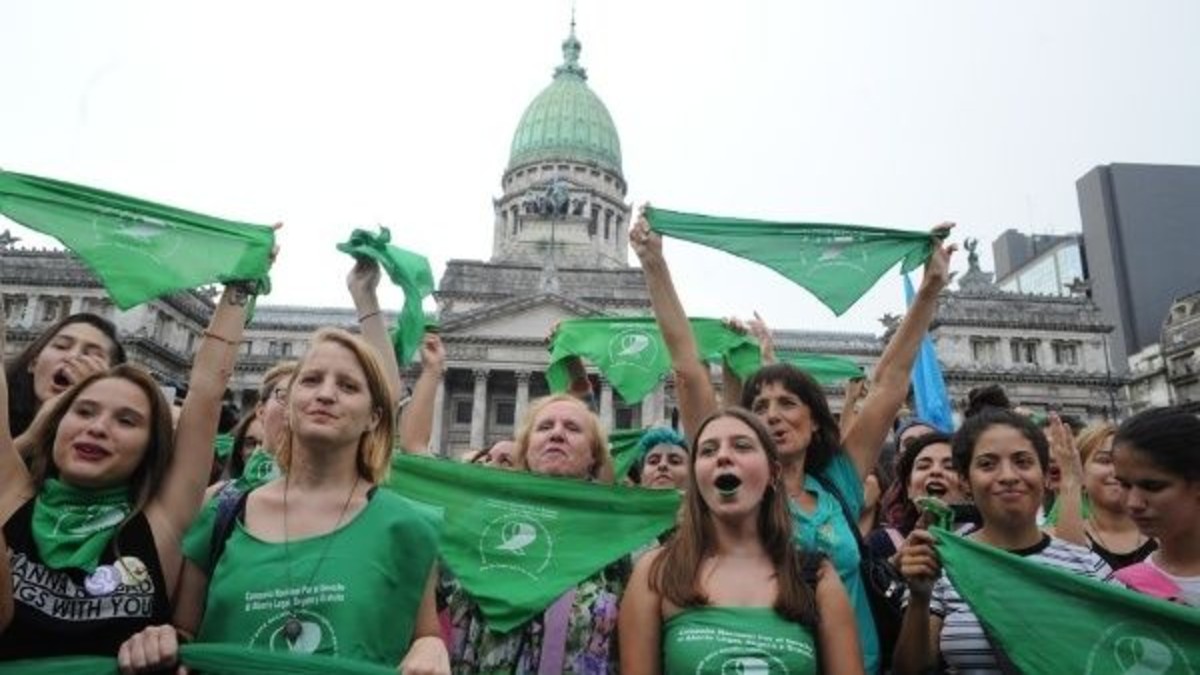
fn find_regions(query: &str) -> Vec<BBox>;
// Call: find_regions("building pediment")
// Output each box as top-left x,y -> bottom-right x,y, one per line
439,292 -> 606,341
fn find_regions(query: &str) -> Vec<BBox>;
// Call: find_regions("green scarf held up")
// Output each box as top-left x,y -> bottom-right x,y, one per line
336,227 -> 435,364
608,428 -> 648,481
775,351 -> 865,385
387,454 -> 679,633
546,317 -> 762,404
645,206 -> 938,316
932,528 -> 1200,673
31,478 -> 132,572
0,170 -> 275,309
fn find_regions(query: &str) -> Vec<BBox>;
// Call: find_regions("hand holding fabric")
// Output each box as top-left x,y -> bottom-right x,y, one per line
628,207 -> 663,266
117,624 -> 188,675
347,256 -> 383,304
897,528 -> 941,600
919,223 -> 956,295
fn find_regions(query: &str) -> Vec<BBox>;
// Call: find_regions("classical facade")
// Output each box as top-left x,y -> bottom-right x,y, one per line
2,24 -> 1133,458
1125,290 -> 1200,414
928,246 -> 1124,421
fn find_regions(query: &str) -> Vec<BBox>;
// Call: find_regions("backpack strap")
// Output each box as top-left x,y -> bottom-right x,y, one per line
1115,561 -> 1183,602
207,483 -> 249,575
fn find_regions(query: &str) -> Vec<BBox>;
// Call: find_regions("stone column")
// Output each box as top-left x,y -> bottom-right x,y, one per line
641,381 -> 663,427
515,370 -> 531,427
599,377 -> 614,430
431,372 -> 446,456
470,369 -> 489,449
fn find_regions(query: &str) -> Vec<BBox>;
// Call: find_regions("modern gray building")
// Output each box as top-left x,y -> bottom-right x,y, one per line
1077,163 -> 1200,371
992,229 -> 1084,297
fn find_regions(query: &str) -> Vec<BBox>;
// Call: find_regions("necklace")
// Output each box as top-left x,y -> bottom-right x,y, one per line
281,475 -> 361,643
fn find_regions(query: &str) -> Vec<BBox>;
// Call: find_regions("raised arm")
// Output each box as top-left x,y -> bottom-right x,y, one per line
0,297 -> 33,521
348,258 -> 404,412
147,282 -> 251,540
1044,413 -> 1086,545
842,228 -> 955,480
398,333 -> 445,455
630,210 -> 715,440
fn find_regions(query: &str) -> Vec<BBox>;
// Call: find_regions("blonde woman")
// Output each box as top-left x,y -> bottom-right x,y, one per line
118,329 -> 446,674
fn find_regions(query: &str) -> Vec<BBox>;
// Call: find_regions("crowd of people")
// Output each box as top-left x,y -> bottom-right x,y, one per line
0,210 -> 1197,674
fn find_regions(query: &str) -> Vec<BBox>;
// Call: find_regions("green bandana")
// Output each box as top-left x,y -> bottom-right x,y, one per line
933,528 -> 1200,672
608,428 -> 648,481
0,170 -> 275,309
213,434 -> 234,460
547,317 -> 761,404
776,351 -> 865,385
387,455 -> 679,632
236,448 -> 281,488
645,206 -> 937,316
31,478 -> 132,572
336,227 -> 435,364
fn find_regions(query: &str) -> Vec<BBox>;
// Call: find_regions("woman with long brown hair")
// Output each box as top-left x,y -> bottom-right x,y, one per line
0,282 -> 250,659
620,408 -> 862,674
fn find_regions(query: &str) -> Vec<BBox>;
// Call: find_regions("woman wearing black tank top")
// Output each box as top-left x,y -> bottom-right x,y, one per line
0,280 -> 254,659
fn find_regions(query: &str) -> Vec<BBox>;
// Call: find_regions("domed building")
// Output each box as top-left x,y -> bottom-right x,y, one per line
432,22 -> 658,452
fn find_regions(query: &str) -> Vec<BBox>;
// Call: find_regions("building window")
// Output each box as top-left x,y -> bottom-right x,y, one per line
81,297 -> 113,318
4,296 -> 27,323
240,340 -> 253,356
1053,341 -> 1080,366
454,400 -> 473,426
1010,339 -> 1040,365
186,332 -> 197,354
268,341 -> 294,357
494,400 -> 515,426
615,405 -> 639,430
970,337 -> 1000,364
40,297 -> 71,323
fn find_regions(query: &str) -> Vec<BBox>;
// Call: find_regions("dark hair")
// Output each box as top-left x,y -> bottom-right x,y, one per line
963,384 -> 1011,419
952,407 -> 1049,477
26,365 -> 175,537
882,431 -> 953,533
6,313 -> 126,437
650,407 -> 818,625
223,410 -> 259,480
1114,406 -> 1200,482
740,363 -> 841,474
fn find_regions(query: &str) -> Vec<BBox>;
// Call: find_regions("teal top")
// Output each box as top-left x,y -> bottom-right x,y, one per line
663,606 -> 817,674
789,452 -> 877,673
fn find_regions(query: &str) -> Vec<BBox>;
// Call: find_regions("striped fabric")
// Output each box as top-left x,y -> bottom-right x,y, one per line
930,535 -> 1113,674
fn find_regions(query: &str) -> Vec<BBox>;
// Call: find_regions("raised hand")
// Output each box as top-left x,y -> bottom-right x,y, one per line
920,223 -> 957,294
418,333 -> 446,373
628,206 -> 663,265
347,257 -> 383,302
897,528 -> 941,600
1047,412 -> 1084,486
747,310 -> 776,364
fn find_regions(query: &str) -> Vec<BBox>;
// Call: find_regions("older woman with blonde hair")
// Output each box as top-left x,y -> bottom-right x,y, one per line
118,328 -> 446,674
445,392 -> 626,673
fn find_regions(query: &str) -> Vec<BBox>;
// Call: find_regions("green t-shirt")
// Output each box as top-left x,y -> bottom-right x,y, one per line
663,606 -> 817,674
196,489 -> 440,666
181,450 -> 282,571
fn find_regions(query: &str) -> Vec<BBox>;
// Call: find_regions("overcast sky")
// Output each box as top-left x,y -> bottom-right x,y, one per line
3,0 -> 1198,335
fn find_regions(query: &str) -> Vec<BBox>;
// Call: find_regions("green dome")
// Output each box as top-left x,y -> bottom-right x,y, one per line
508,28 -> 622,176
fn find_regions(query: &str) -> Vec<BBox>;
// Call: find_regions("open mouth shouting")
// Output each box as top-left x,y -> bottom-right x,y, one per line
714,473 -> 742,500
51,367 -> 74,392
923,480 -> 949,499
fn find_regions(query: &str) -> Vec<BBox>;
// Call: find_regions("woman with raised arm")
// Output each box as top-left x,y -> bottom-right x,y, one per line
6,312 -> 126,459
445,393 -> 625,673
893,408 -> 1112,674
118,327 -> 447,673
398,333 -> 446,455
0,280 -> 252,659
630,210 -> 954,672
1112,407 -> 1200,606
620,408 -> 862,675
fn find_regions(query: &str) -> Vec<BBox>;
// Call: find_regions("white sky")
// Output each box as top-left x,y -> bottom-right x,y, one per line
3,0 -> 1198,334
